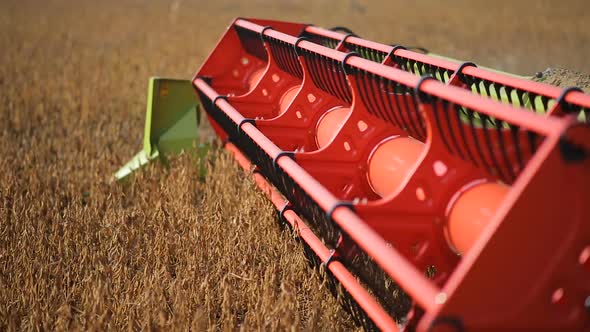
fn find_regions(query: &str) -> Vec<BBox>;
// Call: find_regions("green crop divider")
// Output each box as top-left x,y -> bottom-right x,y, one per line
114,78 -> 201,180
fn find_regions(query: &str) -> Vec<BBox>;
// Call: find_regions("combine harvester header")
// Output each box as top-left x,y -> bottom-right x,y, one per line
117,19 -> 590,331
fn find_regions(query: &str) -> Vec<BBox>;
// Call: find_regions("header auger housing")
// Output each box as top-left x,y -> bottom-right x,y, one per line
117,18 -> 590,331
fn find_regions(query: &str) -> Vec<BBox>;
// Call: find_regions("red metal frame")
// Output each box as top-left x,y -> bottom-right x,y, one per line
225,142 -> 400,331
192,18 -> 590,331
301,25 -> 590,122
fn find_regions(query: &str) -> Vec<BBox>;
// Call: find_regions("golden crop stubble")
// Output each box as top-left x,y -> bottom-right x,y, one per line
0,1 -> 357,330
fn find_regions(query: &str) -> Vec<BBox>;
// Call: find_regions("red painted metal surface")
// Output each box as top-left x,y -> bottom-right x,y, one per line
301,25 -> 590,122
225,142 -> 400,331
192,18 -> 590,331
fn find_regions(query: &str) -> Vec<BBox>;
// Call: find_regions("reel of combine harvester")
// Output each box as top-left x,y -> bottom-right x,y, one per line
117,18 -> 590,332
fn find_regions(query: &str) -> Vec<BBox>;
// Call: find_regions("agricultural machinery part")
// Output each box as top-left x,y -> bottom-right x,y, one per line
117,18 -> 590,332
115,78 -> 200,180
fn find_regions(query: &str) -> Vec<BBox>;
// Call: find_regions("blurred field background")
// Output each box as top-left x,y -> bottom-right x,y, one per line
1,0 -> 589,330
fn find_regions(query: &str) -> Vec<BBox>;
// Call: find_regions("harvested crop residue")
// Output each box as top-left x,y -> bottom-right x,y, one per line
532,68 -> 590,92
